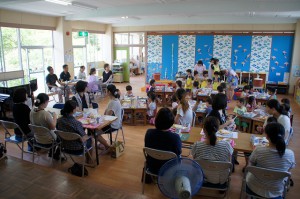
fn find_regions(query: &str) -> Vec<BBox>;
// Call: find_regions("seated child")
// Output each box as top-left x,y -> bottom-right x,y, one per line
124,85 -> 134,98
241,85 -> 250,98
147,92 -> 157,119
246,96 -> 257,112
147,79 -> 156,93
267,87 -> 277,100
233,98 -> 248,132
175,80 -> 183,90
212,71 -> 220,90
185,69 -> 194,92
200,70 -> 209,88
171,94 -> 178,109
206,79 -> 213,89
194,71 -> 201,84
192,81 -> 199,100
281,98 -> 292,117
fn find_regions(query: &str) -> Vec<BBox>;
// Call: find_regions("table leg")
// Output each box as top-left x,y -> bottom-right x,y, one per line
93,130 -> 99,165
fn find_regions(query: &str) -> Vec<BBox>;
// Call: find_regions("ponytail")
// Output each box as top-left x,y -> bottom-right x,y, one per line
107,84 -> 120,99
265,123 -> 286,157
61,100 -> 77,117
35,93 -> 49,107
175,88 -> 189,113
203,116 -> 219,146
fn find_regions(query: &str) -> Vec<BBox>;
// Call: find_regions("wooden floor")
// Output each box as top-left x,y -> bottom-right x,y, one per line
0,75 -> 299,199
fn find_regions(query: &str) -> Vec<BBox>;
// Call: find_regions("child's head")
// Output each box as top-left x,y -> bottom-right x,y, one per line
203,70 -> 208,77
176,80 -> 183,88
186,69 -> 192,75
214,71 -> 219,77
207,79 -> 213,85
267,116 -> 277,124
267,87 -> 276,95
249,84 -> 254,91
243,85 -> 250,93
210,58 -> 215,64
248,96 -> 256,105
197,60 -> 203,66
194,70 -> 199,77
148,92 -> 156,102
217,86 -> 224,93
220,82 -> 227,89
126,85 -> 132,94
281,98 -> 290,105
236,98 -> 245,107
150,79 -> 155,87
171,94 -> 177,103
193,81 -> 199,88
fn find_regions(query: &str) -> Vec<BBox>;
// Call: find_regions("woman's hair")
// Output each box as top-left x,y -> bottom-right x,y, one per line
193,81 -> 199,88
193,70 -> 199,76
104,63 -> 109,69
267,99 -> 288,116
61,100 -> 77,117
175,88 -> 189,113
197,60 -> 203,65
281,98 -> 290,105
107,84 -> 120,99
89,68 -> 96,75
210,58 -> 215,62
75,80 -> 88,93
265,122 -> 286,157
155,108 -> 174,130
13,88 -> 27,103
282,103 -> 291,115
35,93 -> 49,107
176,80 -> 182,88
149,79 -> 155,86
243,85 -> 250,91
80,65 -> 85,69
212,93 -> 227,110
203,116 -> 220,146
248,96 -> 256,106
267,116 -> 277,124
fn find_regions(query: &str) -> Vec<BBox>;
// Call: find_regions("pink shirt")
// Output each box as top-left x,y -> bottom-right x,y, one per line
194,64 -> 206,76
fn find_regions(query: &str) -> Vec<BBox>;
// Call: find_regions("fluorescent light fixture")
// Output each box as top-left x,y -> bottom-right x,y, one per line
121,16 -> 128,19
45,0 -> 71,6
71,2 -> 98,10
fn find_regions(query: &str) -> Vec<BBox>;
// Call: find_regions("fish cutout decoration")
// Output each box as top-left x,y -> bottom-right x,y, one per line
279,66 -> 285,68
208,47 -> 211,52
282,51 -> 287,56
271,56 -> 276,60
197,48 -> 201,54
274,48 -> 278,51
275,61 -> 279,66
234,49 -> 238,54
233,61 -> 237,66
204,45 -> 208,47
271,67 -> 276,71
234,55 -> 238,61
208,54 -> 213,57
241,62 -> 245,67
238,45 -> 242,48
243,49 -> 247,53
284,62 -> 289,67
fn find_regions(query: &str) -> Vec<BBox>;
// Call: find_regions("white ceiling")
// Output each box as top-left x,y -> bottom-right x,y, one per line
1,0 -> 300,26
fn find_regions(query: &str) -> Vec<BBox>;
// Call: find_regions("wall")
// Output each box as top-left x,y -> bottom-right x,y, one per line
71,21 -> 106,33
289,20 -> 300,94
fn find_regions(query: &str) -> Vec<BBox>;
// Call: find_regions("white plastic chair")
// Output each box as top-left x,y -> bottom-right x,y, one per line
285,127 -> 293,146
196,159 -> 233,199
105,109 -> 125,145
142,147 -> 177,194
240,166 -> 291,199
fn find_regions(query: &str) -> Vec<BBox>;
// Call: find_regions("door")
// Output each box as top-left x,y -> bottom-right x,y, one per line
73,46 -> 87,78
114,47 -> 129,82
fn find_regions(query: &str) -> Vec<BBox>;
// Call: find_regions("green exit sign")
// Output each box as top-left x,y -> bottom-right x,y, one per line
78,31 -> 88,37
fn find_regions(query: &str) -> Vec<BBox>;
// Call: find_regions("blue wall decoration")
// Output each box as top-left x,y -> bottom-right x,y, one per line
231,35 -> 252,71
195,35 -> 214,70
162,35 -> 179,80
269,36 -> 294,82
147,35 -> 162,82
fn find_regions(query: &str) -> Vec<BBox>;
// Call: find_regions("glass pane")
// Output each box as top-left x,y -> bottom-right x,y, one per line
31,72 -> 45,94
20,29 -> 53,46
116,50 -> 127,63
87,33 -> 104,62
114,33 -> 129,45
73,47 -> 86,67
43,48 -> 53,67
130,33 -> 144,44
27,49 -> 45,93
1,27 -> 20,71
72,32 -> 86,46
0,30 -> 4,72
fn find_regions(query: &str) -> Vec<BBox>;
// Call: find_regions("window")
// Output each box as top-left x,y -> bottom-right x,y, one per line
87,33 -> 104,62
114,33 -> 145,45
20,29 -> 53,46
1,27 -> 20,71
72,32 -> 86,46
130,33 -> 144,44
115,33 -> 129,45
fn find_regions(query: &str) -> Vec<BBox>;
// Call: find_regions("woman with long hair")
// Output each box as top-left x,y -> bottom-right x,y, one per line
174,88 -> 193,125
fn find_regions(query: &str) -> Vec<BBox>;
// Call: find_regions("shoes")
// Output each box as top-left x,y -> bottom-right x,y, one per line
234,159 -> 240,165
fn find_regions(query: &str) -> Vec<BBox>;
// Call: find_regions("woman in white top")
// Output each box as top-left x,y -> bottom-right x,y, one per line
77,65 -> 86,80
192,116 -> 233,184
174,88 -> 193,125
264,99 -> 291,139
246,122 -> 295,198
87,68 -> 99,92
194,60 -> 206,77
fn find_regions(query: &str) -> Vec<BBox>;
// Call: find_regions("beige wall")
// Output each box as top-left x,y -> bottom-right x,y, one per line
71,21 -> 106,33
113,24 -> 296,32
289,20 -> 300,94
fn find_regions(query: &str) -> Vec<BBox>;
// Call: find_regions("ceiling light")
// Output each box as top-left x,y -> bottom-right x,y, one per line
71,2 -> 98,10
121,16 -> 128,19
45,0 -> 71,6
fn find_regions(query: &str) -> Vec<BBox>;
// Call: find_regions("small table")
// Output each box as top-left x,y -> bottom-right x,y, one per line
155,89 -> 175,107
255,98 -> 268,105
196,95 -> 211,102
121,98 -> 148,125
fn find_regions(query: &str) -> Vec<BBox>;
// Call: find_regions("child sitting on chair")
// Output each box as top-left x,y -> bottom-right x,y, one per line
267,87 -> 277,100
192,81 -> 199,100
124,85 -> 134,98
147,92 -> 157,120
206,79 -> 213,89
200,71 -> 209,88
212,71 -> 220,90
281,98 -> 292,117
246,96 -> 257,112
185,69 -> 194,92
233,98 -> 248,132
241,85 -> 250,98
175,80 -> 183,91
147,79 -> 156,93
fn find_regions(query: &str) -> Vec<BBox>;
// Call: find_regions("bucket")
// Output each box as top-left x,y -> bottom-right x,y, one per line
253,78 -> 263,87
153,73 -> 161,81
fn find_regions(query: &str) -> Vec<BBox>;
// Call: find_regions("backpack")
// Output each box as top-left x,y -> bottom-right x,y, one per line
0,143 -> 6,159
68,163 -> 88,177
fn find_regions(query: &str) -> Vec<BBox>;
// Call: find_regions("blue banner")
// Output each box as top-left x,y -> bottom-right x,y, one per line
231,35 -> 252,71
162,35 -> 179,80
195,35 -> 214,70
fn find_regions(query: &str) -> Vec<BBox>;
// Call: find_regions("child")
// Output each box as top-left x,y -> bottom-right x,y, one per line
281,98 -> 292,117
212,71 -> 220,90
200,71 -> 209,88
175,80 -> 183,90
147,92 -> 157,119
206,79 -> 213,89
233,98 -> 248,132
185,69 -> 194,92
217,85 -> 225,94
192,81 -> 199,100
147,79 -> 156,93
171,94 -> 178,109
267,87 -> 277,100
206,97 -> 213,115
246,96 -> 257,112
241,85 -> 250,98
124,85 -> 134,98
194,71 -> 201,84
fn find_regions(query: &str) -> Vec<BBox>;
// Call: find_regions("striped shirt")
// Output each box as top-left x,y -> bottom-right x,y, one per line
246,147 -> 295,198
192,140 -> 233,184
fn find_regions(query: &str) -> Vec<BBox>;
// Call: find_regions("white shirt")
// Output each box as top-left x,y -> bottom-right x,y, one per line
105,99 -> 122,129
77,71 -> 86,80
264,115 -> 291,139
147,102 -> 156,117
177,105 -> 193,125
194,64 -> 206,76
172,102 -> 178,109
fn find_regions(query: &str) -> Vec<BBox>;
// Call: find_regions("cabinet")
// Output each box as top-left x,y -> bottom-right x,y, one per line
112,63 -> 124,83
236,72 -> 267,89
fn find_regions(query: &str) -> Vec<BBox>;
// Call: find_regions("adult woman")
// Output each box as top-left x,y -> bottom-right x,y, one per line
192,116 -> 233,184
144,108 -> 182,174
72,80 -> 92,111
208,93 -> 235,129
12,88 -> 33,150
30,93 -> 60,159
194,60 -> 206,77
246,123 -> 295,198
87,68 -> 99,92
174,88 -> 193,125
102,63 -> 113,84
265,99 -> 291,139
223,68 -> 239,102
77,65 -> 86,80
56,100 -> 92,154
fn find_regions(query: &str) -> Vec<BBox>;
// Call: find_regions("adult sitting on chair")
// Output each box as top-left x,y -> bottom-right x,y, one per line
144,108 -> 182,174
246,122 -> 295,198
87,68 -> 99,93
102,63 -> 113,84
12,88 -> 34,151
72,80 -> 92,111
46,66 -> 64,103
77,65 -> 86,80
30,93 -> 61,160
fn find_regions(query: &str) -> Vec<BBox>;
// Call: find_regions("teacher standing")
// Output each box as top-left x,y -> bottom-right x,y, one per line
194,60 -> 206,78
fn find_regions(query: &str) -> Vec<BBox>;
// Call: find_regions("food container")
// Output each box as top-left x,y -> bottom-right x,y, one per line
253,78 -> 263,87
153,73 -> 161,81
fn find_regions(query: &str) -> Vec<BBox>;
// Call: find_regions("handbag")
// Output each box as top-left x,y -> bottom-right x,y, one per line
68,163 -> 88,177
111,141 -> 125,158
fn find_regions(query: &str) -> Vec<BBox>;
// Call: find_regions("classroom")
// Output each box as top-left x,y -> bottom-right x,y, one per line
0,0 -> 299,198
